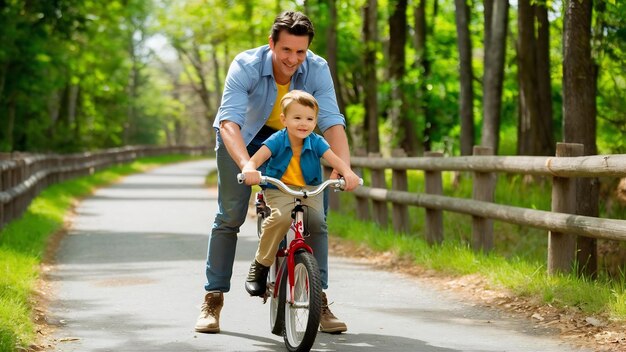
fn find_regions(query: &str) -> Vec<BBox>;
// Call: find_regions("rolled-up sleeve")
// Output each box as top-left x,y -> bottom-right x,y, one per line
213,60 -> 250,129
309,61 -> 345,133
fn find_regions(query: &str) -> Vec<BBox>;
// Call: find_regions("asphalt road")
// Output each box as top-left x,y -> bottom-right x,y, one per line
44,159 -> 589,352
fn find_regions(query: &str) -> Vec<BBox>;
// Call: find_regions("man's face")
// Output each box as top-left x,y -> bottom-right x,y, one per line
269,31 -> 309,84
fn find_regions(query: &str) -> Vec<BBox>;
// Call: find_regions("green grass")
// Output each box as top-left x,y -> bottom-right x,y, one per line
327,212 -> 626,320
0,154 -> 202,352
329,171 -> 626,323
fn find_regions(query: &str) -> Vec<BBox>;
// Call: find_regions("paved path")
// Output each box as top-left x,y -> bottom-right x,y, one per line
45,159 -> 589,352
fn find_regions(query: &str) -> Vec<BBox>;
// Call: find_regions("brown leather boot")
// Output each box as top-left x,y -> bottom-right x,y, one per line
319,292 -> 347,333
194,291 -> 223,333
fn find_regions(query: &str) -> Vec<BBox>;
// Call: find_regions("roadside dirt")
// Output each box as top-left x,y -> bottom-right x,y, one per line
328,237 -> 626,352
27,205 -> 78,352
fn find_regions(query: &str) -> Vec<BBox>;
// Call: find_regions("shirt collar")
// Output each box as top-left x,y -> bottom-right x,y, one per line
262,46 -> 273,77
281,128 -> 313,151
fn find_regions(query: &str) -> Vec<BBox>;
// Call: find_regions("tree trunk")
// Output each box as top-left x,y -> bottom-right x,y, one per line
176,41 -> 213,128
69,84 -> 80,146
6,96 -> 16,151
483,0 -> 493,53
481,0 -> 509,154
211,47 -> 221,109
389,1 -> 404,120
0,63 -> 6,107
413,0 -> 429,155
388,0 -> 417,155
454,0 -> 475,156
363,0 -> 379,153
563,0 -> 598,278
516,0 -> 541,155
327,0 -> 346,116
535,4 -> 554,156
517,0 -> 554,156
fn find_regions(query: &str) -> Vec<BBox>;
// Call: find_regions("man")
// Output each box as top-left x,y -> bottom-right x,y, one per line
195,11 -> 358,334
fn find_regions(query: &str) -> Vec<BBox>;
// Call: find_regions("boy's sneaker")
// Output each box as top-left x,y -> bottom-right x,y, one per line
319,292 -> 347,333
245,260 -> 269,296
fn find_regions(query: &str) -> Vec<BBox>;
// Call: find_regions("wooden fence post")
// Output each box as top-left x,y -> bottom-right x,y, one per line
472,146 -> 496,252
548,142 -> 583,275
391,149 -> 410,233
354,149 -> 370,221
424,151 -> 444,244
370,152 -> 388,228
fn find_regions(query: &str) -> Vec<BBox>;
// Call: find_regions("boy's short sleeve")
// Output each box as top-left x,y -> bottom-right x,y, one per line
311,133 -> 330,157
262,130 -> 284,156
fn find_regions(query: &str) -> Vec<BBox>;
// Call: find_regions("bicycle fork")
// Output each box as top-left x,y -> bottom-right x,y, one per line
274,200 -> 314,305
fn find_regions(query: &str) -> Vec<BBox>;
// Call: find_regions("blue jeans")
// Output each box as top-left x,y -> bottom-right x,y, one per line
204,132 -> 329,292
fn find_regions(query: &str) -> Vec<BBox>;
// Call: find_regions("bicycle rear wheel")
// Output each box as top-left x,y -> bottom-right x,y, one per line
283,251 -> 322,352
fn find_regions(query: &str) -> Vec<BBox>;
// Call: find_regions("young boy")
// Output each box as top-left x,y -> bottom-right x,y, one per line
240,90 -> 360,297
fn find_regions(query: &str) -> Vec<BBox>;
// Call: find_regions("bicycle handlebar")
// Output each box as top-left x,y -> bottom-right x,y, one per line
237,173 -> 363,197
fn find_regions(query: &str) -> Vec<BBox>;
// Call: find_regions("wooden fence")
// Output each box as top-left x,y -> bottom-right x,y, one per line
0,145 -> 208,231
325,143 -> 626,276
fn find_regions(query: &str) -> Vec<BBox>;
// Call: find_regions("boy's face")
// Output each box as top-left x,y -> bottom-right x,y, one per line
280,103 -> 317,140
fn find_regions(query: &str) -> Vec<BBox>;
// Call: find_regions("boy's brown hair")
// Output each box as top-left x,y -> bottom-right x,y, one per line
280,90 -> 319,117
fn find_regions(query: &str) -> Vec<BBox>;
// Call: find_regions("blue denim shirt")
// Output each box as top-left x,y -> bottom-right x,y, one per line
213,45 -> 345,145
264,129 -> 330,186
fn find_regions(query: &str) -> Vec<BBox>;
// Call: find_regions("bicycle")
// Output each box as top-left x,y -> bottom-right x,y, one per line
237,173 -> 360,352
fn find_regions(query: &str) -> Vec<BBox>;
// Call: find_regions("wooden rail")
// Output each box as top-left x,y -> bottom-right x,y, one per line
0,145 -> 208,230
325,143 -> 626,276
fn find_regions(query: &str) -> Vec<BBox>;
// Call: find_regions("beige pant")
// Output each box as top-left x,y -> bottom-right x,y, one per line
255,186 -> 324,267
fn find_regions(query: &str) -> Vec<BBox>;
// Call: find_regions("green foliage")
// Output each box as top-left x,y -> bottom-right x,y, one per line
2,1 -> 626,154
0,0 -> 173,152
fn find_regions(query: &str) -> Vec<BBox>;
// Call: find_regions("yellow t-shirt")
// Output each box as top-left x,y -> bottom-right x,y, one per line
265,82 -> 290,130
281,144 -> 306,187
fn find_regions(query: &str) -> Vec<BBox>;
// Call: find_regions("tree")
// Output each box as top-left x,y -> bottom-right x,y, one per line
363,0 -> 380,153
454,0 -> 475,156
412,0 -> 430,154
388,0 -> 419,155
326,0 -> 346,116
481,0 -> 509,154
516,0 -> 554,156
563,0 -> 598,277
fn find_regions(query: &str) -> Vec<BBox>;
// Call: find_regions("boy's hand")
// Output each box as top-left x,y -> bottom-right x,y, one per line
242,170 -> 262,186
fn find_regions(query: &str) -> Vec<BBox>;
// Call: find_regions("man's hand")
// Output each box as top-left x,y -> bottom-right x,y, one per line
241,169 -> 262,186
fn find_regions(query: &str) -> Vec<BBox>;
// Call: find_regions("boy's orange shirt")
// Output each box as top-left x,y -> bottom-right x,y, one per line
280,144 -> 306,187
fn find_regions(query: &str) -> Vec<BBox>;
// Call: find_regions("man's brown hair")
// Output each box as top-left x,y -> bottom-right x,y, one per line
270,11 -> 315,45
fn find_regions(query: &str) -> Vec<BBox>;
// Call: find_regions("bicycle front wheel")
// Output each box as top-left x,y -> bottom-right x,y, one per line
283,251 -> 322,352
269,257 -> 286,336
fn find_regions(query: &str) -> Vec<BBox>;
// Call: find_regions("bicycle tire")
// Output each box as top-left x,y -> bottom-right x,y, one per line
283,251 -> 322,352
269,258 -> 286,336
